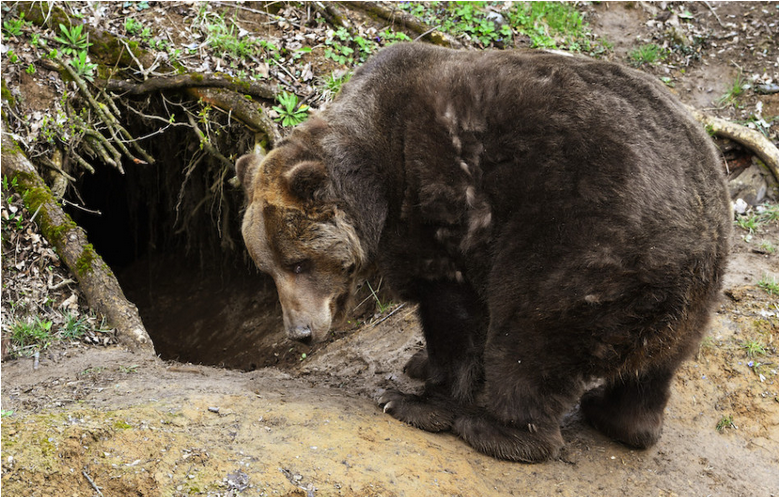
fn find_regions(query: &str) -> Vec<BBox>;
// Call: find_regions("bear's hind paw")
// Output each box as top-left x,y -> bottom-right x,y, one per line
454,414 -> 564,463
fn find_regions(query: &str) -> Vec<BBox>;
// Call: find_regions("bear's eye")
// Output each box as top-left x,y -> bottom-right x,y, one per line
288,260 -> 311,275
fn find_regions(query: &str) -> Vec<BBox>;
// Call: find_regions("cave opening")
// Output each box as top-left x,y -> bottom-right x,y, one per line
65,115 -> 288,371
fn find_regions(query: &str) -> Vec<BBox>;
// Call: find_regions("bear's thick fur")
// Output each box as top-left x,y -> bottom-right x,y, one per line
237,43 -> 731,462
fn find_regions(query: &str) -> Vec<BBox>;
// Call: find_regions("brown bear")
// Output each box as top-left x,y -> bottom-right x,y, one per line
237,43 -> 731,462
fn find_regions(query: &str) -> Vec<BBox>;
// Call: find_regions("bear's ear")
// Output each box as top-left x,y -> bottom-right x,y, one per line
235,153 -> 264,194
283,161 -> 328,201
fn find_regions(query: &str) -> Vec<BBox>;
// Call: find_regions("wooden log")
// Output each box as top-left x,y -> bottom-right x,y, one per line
1,121 -> 155,355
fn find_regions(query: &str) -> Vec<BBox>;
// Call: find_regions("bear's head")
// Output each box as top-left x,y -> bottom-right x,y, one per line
237,129 -> 365,343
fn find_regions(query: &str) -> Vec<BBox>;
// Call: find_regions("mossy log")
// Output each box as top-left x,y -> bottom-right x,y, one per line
1,121 -> 155,355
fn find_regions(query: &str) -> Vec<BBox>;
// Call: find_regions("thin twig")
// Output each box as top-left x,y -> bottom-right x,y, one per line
62,199 -> 102,215
82,470 -> 104,497
48,277 -> 76,291
185,113 -> 235,171
371,304 -> 406,328
701,1 -> 726,29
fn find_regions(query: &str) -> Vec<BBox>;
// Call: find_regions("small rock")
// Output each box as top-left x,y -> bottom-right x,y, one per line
729,163 -> 767,206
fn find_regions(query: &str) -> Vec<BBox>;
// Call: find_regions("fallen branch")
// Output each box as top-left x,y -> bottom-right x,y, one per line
314,2 -> 353,31
2,121 -> 155,355
344,2 -> 462,48
688,105 -> 780,181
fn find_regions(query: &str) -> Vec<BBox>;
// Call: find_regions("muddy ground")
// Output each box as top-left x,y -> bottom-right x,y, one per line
1,1 -> 779,496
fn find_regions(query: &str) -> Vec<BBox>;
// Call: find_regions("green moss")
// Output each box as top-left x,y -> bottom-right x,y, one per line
76,244 -> 98,276
48,219 -> 78,243
1,79 -> 16,107
113,420 -> 133,430
190,72 -> 205,82
21,186 -> 55,212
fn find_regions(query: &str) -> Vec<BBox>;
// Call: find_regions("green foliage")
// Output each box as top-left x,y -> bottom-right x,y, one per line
757,274 -> 779,296
69,51 -> 98,82
366,281 -> 393,314
324,71 -> 351,98
759,240 -> 776,254
758,203 -> 778,222
403,2 -> 592,51
60,312 -> 91,340
272,91 -> 309,127
718,73 -> 747,108
629,43 -> 664,66
379,29 -> 412,44
2,13 -> 27,39
10,316 -> 54,351
741,339 -> 767,358
54,23 -> 91,56
2,176 -> 26,234
125,18 -> 143,35
324,27 -> 357,65
509,1 -> 587,49
735,212 -> 760,234
207,19 -> 256,60
716,415 -> 736,432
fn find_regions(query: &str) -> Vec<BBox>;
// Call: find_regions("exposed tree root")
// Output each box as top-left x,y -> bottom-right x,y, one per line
185,87 -> 282,147
101,74 -> 276,101
2,121 -> 155,355
688,105 -> 780,182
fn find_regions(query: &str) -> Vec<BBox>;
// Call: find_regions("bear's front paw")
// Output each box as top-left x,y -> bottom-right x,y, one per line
378,390 -> 455,432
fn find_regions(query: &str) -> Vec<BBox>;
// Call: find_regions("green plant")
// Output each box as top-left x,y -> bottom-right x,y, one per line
759,240 -> 776,254
25,63 -> 35,75
379,29 -> 411,44
2,14 -> 26,39
758,203 -> 778,223
735,212 -> 760,233
125,18 -> 143,35
629,43 -> 664,66
10,316 -> 54,351
716,415 -> 736,432
324,27 -> 356,65
69,51 -> 98,82
60,312 -> 90,339
7,49 -> 18,64
324,71 -> 351,97
1,409 -> 14,418
54,23 -> 91,56
757,274 -> 779,296
366,281 -> 392,314
119,364 -> 139,373
509,1 -> 587,49
718,73 -> 746,108
272,91 -> 309,127
741,339 -> 767,358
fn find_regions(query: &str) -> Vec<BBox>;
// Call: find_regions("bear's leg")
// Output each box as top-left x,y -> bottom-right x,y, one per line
380,280 -> 487,432
452,322 -> 583,462
580,364 -> 676,449
403,349 -> 429,380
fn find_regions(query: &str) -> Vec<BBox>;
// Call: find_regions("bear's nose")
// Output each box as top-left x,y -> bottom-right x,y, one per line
288,325 -> 313,343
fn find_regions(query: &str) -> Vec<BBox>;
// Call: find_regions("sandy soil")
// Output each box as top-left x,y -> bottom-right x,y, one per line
1,1 -> 779,496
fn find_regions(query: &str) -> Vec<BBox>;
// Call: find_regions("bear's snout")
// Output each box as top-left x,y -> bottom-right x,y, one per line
287,324 -> 313,343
